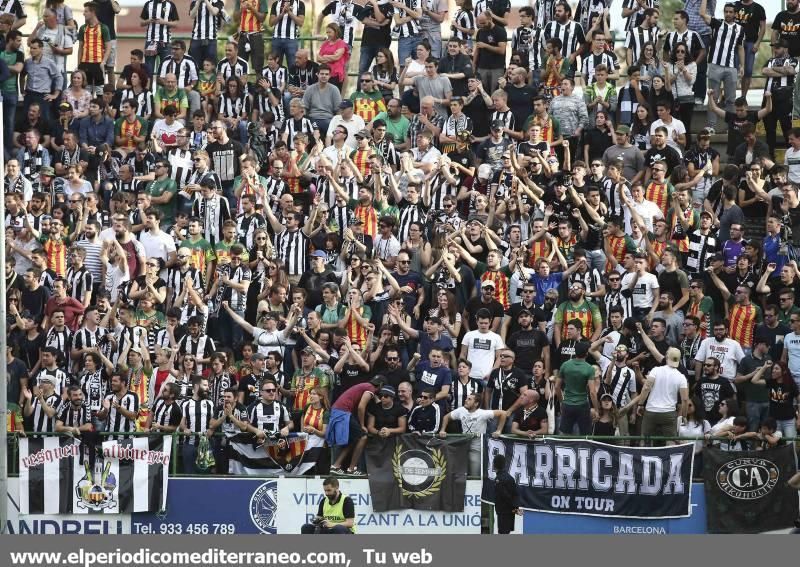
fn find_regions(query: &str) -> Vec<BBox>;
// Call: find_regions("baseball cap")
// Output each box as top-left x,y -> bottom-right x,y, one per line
58,102 -> 73,112
339,100 -> 354,109
481,280 -> 495,289
665,347 -> 682,368
301,346 -> 316,355
310,250 -> 327,258
710,252 -> 724,263
354,129 -> 370,139
615,125 -> 630,135
379,386 -> 396,397
518,308 -> 532,317
491,119 -> 505,130
39,166 -> 55,177
574,341 -> 590,357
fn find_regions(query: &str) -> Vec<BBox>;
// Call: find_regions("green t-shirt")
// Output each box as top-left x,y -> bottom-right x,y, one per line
372,112 -> 410,145
0,49 -> 23,95
146,177 -> 178,225
560,359 -> 596,407
155,87 -> 189,114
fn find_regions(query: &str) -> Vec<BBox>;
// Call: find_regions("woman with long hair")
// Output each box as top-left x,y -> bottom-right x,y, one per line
679,395 -> 711,476
301,388 -> 330,470
582,110 -> 615,165
428,289 -> 462,348
636,42 -> 663,91
63,70 -> 92,119
592,393 -> 620,437
372,48 -> 398,102
120,70 -> 155,123
645,74 -> 674,111
667,41 -> 697,140
318,23 -> 350,90
218,76 -> 251,143
400,221 -> 431,273
755,361 -> 799,440
399,41 -> 432,92
630,103 -> 653,151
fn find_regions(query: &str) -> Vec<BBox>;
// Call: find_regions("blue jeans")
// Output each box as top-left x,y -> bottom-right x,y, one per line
584,249 -> 606,273
270,37 -> 298,69
2,93 -> 17,159
359,44 -> 382,76
777,418 -> 797,440
23,91 -> 53,123
398,36 -> 420,67
707,63 -> 738,128
746,401 -> 770,432
145,42 -> 171,78
734,40 -> 756,77
189,39 -> 218,69
182,442 -> 199,474
217,308 -> 244,349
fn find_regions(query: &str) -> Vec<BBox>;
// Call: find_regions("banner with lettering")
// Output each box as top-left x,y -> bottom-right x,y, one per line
482,437 -> 694,519
703,446 -> 799,533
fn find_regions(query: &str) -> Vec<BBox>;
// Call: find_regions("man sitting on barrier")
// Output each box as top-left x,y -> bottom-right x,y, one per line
301,476 -> 355,534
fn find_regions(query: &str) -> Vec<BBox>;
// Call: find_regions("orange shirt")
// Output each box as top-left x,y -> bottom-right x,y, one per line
350,148 -> 372,178
240,7 -> 262,33
345,306 -> 369,347
527,239 -> 552,268
728,303 -> 761,348
42,237 -> 69,277
606,235 -> 628,273
481,271 -> 510,310
645,180 -> 672,217
79,23 -> 108,64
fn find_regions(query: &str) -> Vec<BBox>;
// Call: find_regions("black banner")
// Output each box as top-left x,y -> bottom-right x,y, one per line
703,446 -> 799,533
365,434 -> 470,513
482,437 -> 694,518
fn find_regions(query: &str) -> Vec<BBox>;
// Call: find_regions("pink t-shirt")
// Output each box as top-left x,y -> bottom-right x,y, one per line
319,39 -> 349,82
333,382 -> 375,413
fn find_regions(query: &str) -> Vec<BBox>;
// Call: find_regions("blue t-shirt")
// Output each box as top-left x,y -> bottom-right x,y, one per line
531,272 -> 563,304
763,234 -> 787,273
392,271 -> 425,314
413,361 -> 453,411
418,332 -> 454,361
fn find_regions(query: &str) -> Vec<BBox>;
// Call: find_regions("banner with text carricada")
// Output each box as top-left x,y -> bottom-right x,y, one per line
483,437 -> 694,519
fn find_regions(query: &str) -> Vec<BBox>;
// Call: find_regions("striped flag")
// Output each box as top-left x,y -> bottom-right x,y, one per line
229,432 -> 324,476
18,436 -> 171,515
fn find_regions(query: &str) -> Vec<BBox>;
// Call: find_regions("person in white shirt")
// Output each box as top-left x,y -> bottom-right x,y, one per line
785,128 -> 800,185
780,310 -> 800,388
621,182 -> 664,234
460,309 -> 505,381
439,393 -> 506,476
694,321 -> 745,383
621,253 -> 660,322
138,208 -> 177,280
639,347 -> 689,441
649,100 -> 686,153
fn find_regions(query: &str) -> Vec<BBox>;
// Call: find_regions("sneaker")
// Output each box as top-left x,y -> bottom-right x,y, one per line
347,468 -> 367,477
704,127 -> 716,136
330,466 -> 344,475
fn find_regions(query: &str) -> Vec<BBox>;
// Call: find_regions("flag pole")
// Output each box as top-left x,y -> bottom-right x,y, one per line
0,92 -> 8,534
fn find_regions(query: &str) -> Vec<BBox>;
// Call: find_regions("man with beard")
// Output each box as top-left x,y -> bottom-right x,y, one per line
484,348 -> 528,432
506,309 -> 550,376
166,246 -> 203,313
439,392 -> 505,476
371,98 -> 410,149
592,341 -> 637,437
210,387 -> 249,474
22,375 -> 60,433
55,385 -> 93,439
680,316 -> 704,387
180,376 -> 217,473
366,385 -> 407,439
237,352 -> 271,406
554,281 -> 602,346
653,292 -> 685,347
694,357 -> 736,425
694,321 -> 745,383
510,389 -> 548,438
99,372 -> 139,439
146,382 -> 182,433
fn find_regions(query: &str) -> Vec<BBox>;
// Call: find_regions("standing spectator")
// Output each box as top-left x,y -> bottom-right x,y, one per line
29,9 -> 74,94
190,0 -> 227,67
491,454 -> 521,534
762,40 -> 797,159
236,0 -> 268,75
0,0 -> 25,30
541,2 -> 585,79
357,0 -> 393,75
640,348 -> 689,441
695,321 -> 746,383
77,3 -> 111,96
317,23 -> 349,90
158,40 -> 201,118
473,12 -> 507,94
733,0 -> 766,99
419,0 -> 447,58
206,120 -> 244,207
701,0 -> 745,134
686,0 -> 716,104
735,337 -> 772,432
22,39 -> 63,123
269,0 -> 305,69
393,0 -> 422,67
558,341 -> 598,434
1,30 -> 23,159
303,65 -> 342,138
140,0 -> 178,75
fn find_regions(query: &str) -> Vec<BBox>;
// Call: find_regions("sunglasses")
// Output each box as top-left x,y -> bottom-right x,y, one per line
262,388 -> 277,393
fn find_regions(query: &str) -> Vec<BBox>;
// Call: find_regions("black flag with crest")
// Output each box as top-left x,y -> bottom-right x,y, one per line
703,445 -> 799,533
365,434 -> 470,512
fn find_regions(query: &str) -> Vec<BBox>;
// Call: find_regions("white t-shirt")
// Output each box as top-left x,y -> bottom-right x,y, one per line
138,230 -> 176,280
784,146 -> 800,184
625,198 -> 664,233
679,418 -> 711,454
645,365 -> 687,413
650,118 -> 686,154
449,407 -> 495,436
694,337 -> 745,382
621,271 -> 659,309
461,330 -> 505,379
783,331 -> 800,385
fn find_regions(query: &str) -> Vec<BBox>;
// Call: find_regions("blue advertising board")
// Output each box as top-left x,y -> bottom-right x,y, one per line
523,483 -> 707,534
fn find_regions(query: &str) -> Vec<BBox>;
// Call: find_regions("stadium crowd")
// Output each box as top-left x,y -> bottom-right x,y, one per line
3,0 -> 800,477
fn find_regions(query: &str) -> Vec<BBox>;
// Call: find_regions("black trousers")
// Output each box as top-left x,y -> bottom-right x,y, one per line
764,91 -> 793,158
496,513 -> 515,534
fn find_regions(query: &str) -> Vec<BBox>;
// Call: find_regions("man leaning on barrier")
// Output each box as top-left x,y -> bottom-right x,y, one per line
301,476 -> 356,534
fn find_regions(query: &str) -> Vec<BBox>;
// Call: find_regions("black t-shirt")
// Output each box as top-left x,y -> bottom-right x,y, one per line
734,1 -> 767,41
513,404 -> 548,432
755,322 -> 790,360
464,297 -> 505,330
766,378 -> 798,420
487,366 -> 528,410
724,110 -> 759,156
556,338 -> 590,368
316,493 -> 355,521
476,25 -> 508,69
582,127 -> 614,164
504,84 -> 538,130
357,3 -> 393,46
440,53 -> 473,96
695,376 -> 736,424
6,358 -> 27,409
21,286 -> 49,319
206,139 -> 244,189
507,328 -> 549,373
773,10 -> 800,57
368,401 -> 407,430
644,145 -> 682,173
464,91 -> 491,138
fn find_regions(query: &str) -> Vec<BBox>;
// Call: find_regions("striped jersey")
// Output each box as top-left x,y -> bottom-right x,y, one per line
262,65 -> 289,91
290,368 -> 328,412
191,0 -> 227,40
141,0 -> 179,45
114,116 -> 147,150
248,400 -> 291,434
687,297 -> 714,339
104,392 -> 140,438
217,57 -> 249,83
282,116 -> 318,150
664,29 -> 704,57
764,56 -> 799,92
644,180 -> 673,217
686,230 -> 718,274
624,25 -> 660,64
581,50 -> 620,83
65,266 -> 93,304
158,56 -> 199,89
707,18 -> 744,68
345,306 -> 370,347
480,270 -> 510,310
728,302 -> 762,348
152,398 -> 183,428
512,25 -> 541,66
555,300 -> 601,340
77,23 -> 110,64
120,89 -> 155,118
452,9 -> 475,42
181,397 -> 215,444
542,20 -> 585,59
218,92 -> 251,118
167,148 -> 194,187
393,0 -> 421,38
274,228 -> 310,276
270,0 -> 305,39
34,367 -> 71,398
240,0 -> 266,33
30,394 -> 60,433
41,236 -> 70,277
321,0 -> 359,46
